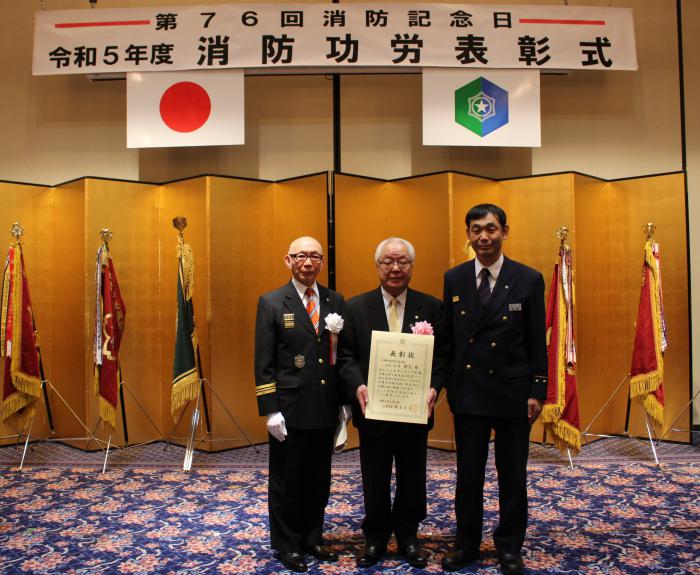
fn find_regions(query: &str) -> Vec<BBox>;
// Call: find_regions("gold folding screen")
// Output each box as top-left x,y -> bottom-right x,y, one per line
335,171 -> 690,448
0,170 -> 690,450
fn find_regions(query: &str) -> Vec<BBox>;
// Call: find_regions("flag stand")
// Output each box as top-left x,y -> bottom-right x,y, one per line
580,373 -> 661,466
94,377 -> 171,473
18,378 -> 105,470
173,377 -> 259,471
541,428 -> 575,469
655,389 -> 700,444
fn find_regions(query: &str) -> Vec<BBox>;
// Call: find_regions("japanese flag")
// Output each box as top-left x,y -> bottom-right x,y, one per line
127,70 -> 244,148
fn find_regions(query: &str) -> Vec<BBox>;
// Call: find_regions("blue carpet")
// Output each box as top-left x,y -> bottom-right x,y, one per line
0,439 -> 698,574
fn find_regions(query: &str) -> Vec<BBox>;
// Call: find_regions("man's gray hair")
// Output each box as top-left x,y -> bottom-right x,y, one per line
374,237 -> 416,262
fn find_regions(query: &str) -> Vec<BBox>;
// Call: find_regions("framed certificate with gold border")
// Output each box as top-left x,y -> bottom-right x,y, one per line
364,330 -> 434,424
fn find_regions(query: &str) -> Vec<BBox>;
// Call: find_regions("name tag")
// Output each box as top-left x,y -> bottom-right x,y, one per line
283,313 -> 295,328
508,303 -> 522,311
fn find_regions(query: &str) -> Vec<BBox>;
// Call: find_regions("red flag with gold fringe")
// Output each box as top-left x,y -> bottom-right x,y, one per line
629,239 -> 667,427
1,244 -> 42,427
93,246 -> 126,429
542,243 -> 581,455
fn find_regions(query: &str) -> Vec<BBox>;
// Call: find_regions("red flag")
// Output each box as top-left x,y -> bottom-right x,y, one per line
542,243 -> 581,455
1,244 -> 42,427
629,240 -> 666,427
93,246 -> 126,429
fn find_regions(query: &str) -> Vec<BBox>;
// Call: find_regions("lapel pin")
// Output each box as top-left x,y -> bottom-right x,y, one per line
452,296 -> 460,302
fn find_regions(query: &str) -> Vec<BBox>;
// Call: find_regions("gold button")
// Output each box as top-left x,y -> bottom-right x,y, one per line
488,369 -> 494,374
460,310 -> 466,316
321,379 -> 326,385
502,316 -> 508,321
491,342 -> 497,348
468,338 -> 474,344
317,337 -> 322,343
319,358 -> 324,364
466,364 -> 472,370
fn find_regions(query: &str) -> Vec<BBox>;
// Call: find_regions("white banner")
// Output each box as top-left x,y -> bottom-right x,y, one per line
423,69 -> 540,147
126,70 -> 244,148
34,3 -> 637,75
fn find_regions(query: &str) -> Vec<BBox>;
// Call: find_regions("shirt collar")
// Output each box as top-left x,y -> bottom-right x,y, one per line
292,277 -> 318,299
474,254 -> 504,280
381,286 -> 407,308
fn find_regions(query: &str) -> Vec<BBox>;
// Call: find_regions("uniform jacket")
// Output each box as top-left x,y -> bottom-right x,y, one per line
255,280 -> 346,429
337,287 -> 445,434
442,256 -> 547,418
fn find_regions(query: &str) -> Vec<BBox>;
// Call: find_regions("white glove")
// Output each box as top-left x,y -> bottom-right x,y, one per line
267,412 -> 287,442
340,404 -> 353,423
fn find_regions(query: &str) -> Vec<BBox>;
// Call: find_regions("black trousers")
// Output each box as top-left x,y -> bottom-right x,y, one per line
268,426 -> 335,552
358,423 -> 429,547
453,413 -> 531,555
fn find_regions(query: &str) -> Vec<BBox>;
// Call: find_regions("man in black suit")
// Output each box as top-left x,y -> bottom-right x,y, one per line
338,237 -> 443,569
255,236 -> 347,573
440,205 -> 547,575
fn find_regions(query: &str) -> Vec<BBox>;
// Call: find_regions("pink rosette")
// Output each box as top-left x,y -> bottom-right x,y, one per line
411,321 -> 434,335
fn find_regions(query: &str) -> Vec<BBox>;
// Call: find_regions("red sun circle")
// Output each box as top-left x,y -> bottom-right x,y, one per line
159,81 -> 212,133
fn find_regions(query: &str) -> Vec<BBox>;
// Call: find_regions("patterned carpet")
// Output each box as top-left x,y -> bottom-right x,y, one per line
0,438 -> 698,574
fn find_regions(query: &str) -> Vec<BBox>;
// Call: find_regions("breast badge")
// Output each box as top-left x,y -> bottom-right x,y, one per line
294,354 -> 306,369
283,313 -> 295,328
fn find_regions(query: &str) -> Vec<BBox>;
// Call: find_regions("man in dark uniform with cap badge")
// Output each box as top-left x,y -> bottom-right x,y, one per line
255,236 -> 347,573
440,205 -> 548,575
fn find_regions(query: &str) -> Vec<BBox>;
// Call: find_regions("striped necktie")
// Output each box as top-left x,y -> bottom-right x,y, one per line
477,268 -> 492,305
305,287 -> 320,334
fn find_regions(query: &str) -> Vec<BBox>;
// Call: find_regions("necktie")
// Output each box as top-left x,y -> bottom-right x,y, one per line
477,268 -> 492,305
388,298 -> 402,332
305,287 -> 319,334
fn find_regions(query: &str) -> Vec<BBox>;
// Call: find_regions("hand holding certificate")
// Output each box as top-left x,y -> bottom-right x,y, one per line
365,330 -> 434,424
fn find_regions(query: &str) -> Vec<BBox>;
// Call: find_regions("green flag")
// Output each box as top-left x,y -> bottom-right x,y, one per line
171,241 -> 199,418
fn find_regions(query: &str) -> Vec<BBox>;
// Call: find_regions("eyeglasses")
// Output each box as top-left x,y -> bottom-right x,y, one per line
377,258 -> 413,270
289,252 -> 324,263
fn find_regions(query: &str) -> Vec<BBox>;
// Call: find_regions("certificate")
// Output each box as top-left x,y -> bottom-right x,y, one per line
365,330 -> 434,425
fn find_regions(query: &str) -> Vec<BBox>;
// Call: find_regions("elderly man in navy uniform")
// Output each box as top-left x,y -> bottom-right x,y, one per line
440,205 -> 547,575
255,236 -> 346,573
338,237 -> 444,569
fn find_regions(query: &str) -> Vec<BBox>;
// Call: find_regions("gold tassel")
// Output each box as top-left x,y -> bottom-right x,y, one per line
171,369 -> 199,419
98,394 -> 117,429
630,371 -> 663,399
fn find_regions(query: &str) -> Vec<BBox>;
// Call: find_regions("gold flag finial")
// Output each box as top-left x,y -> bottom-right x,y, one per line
10,222 -> 24,242
556,226 -> 569,246
173,216 -> 187,243
643,222 -> 656,240
99,228 -> 113,248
